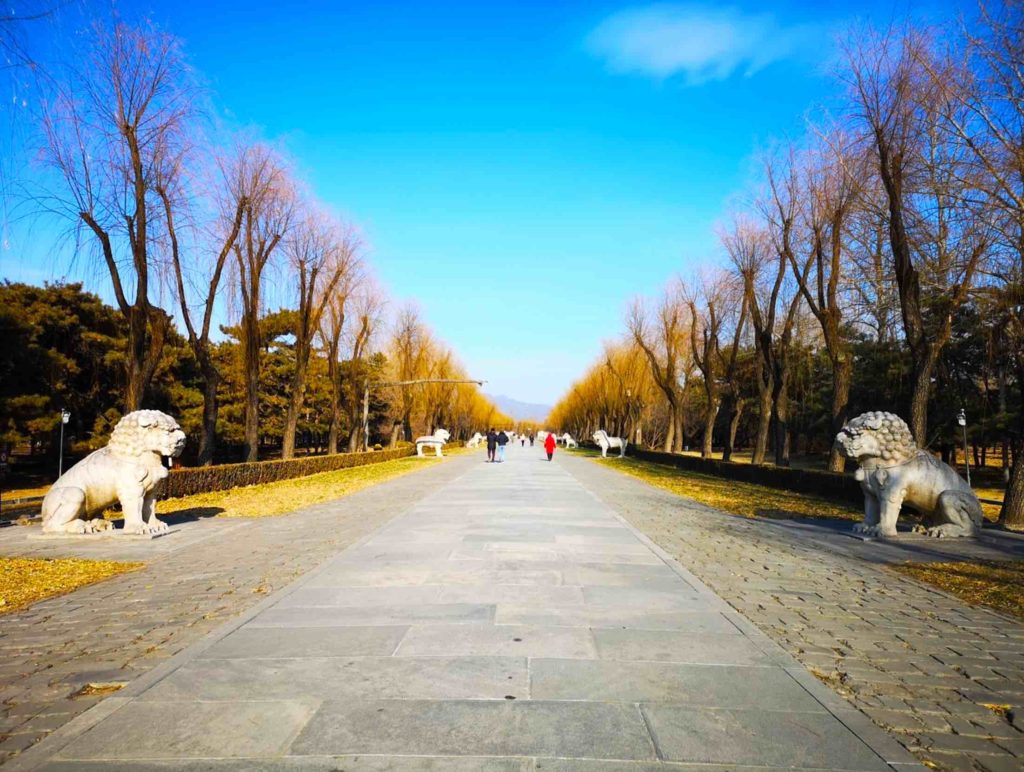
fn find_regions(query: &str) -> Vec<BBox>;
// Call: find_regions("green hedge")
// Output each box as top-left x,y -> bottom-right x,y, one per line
603,445 -> 864,505
163,446 -> 416,499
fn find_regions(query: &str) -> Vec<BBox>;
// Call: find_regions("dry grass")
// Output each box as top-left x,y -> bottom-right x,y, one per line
100,450 -> 465,523
891,560 -> 1024,621
593,455 -> 860,521
975,486 -> 1005,523
0,557 -> 142,616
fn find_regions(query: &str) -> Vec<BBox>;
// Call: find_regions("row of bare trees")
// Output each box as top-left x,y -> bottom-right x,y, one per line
25,16 -> 506,463
550,5 -> 1024,525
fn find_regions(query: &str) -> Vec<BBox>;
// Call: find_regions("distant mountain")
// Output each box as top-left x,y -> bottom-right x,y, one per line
487,394 -> 552,423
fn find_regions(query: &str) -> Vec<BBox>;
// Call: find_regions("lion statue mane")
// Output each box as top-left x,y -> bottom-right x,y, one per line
41,410 -> 186,535
835,411 -> 982,538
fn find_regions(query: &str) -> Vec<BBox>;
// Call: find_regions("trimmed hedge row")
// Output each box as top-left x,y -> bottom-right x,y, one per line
611,445 -> 864,505
163,446 -> 416,499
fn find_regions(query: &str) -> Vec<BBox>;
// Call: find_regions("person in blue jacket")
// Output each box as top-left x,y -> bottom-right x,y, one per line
496,430 -> 509,462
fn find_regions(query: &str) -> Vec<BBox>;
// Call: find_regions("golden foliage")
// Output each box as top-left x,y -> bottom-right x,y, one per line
891,560 -> 1024,621
0,557 -> 142,616
594,456 -> 860,521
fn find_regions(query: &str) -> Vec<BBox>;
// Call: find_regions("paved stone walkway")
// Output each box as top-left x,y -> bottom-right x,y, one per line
560,455 -> 1024,772
15,444 -> 912,770
0,456 -> 473,767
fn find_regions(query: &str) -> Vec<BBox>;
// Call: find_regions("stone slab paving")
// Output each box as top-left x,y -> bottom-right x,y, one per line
16,444 -> 913,770
559,454 -> 1024,772
0,455 -> 474,767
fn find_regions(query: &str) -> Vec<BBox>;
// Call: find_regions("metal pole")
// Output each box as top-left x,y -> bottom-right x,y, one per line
362,381 -> 370,452
962,422 -> 971,487
957,409 -> 971,486
58,421 -> 65,478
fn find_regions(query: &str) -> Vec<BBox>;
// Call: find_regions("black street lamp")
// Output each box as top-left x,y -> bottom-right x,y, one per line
956,409 -> 971,486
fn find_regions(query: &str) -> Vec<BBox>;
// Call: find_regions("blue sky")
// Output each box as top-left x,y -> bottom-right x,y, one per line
2,0 -> 967,405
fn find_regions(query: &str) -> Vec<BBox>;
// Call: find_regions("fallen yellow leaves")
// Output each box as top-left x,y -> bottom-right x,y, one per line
891,560 -> 1024,621
146,450 -> 464,520
594,456 -> 860,521
0,557 -> 143,616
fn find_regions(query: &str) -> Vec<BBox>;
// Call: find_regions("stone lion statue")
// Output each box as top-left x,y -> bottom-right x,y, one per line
415,428 -> 450,458
835,411 -> 982,538
593,430 -> 627,458
41,410 -> 186,535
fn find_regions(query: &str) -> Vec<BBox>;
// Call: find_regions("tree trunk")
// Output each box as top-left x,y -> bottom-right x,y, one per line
723,398 -> 744,462
1000,446 -> 1024,527
389,422 -> 402,448
827,354 -> 853,472
908,341 -> 941,447
701,397 -> 719,459
772,361 -> 791,467
752,387 -> 772,465
242,316 -> 260,462
123,305 -> 169,413
663,402 -> 676,453
282,354 -> 309,460
196,363 -> 220,466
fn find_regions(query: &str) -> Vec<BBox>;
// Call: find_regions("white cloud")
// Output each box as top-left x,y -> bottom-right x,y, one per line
587,4 -> 815,85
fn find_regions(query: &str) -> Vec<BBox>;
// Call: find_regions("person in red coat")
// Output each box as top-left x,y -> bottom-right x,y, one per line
544,432 -> 557,461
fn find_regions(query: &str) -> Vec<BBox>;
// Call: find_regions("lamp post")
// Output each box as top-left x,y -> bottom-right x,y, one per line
956,409 -> 971,486
361,379 -> 485,452
58,409 -> 71,478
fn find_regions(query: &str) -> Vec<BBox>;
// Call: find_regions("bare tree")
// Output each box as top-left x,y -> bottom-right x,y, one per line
281,212 -> 358,459
344,283 -> 385,451
38,21 -> 194,410
627,284 -> 687,452
845,25 -> 987,444
934,0 -> 1024,524
760,151 -> 810,466
685,273 -> 730,458
160,147 -> 246,465
230,143 -> 294,461
388,304 -> 432,446
790,133 -> 865,470
318,258 -> 368,454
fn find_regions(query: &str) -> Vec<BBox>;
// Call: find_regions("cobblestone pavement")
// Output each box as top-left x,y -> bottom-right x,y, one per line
561,454 -> 1024,772
0,454 -> 476,766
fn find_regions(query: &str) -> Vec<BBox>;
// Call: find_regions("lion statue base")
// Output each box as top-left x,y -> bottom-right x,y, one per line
41,410 -> 186,536
415,428 -> 450,458
835,411 -> 982,539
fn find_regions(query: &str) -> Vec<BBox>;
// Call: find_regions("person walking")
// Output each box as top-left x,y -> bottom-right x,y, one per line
529,434 -> 535,447
486,428 -> 497,462
496,429 -> 509,462
544,431 -> 556,461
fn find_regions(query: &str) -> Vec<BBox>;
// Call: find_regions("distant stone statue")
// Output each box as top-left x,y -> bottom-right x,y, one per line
560,433 -> 578,448
466,432 -> 484,448
42,410 -> 186,535
835,411 -> 983,538
593,430 -> 627,458
416,428 -> 451,458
